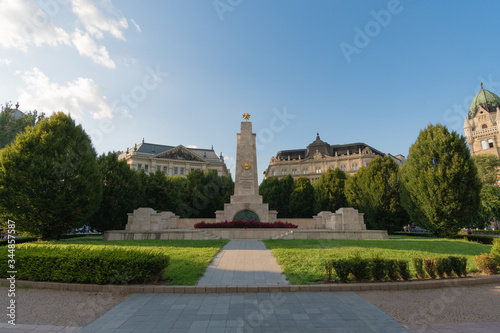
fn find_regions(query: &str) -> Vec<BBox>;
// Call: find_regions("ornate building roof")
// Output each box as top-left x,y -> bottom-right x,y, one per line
469,82 -> 500,119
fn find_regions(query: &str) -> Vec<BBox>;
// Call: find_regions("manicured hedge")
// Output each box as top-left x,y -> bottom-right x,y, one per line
325,255 -> 467,283
0,234 -> 102,246
195,220 -> 298,228
451,235 -> 494,245
0,244 -> 169,284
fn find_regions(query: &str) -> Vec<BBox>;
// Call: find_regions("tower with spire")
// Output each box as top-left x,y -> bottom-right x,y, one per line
463,82 -> 500,157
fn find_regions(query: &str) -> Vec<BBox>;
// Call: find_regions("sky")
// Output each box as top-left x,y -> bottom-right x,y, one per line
1,0 -> 500,183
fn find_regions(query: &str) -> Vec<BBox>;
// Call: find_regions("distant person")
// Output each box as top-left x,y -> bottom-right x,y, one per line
407,224 -> 412,232
467,227 -> 472,235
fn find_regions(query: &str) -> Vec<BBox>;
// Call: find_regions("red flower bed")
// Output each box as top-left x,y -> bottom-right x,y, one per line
194,220 -> 298,229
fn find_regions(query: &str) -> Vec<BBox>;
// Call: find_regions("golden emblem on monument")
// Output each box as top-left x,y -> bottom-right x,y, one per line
242,161 -> 251,170
243,113 -> 250,121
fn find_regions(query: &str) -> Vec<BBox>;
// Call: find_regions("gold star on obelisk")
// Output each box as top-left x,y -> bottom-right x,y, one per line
243,113 -> 250,121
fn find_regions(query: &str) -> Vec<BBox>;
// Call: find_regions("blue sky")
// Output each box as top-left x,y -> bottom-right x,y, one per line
1,0 -> 500,183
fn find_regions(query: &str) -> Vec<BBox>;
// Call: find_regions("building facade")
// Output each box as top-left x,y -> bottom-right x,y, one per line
263,134 -> 405,181
118,140 -> 231,177
464,83 -> 500,158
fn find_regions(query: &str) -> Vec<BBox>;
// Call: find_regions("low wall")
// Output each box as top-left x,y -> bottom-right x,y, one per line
103,229 -> 389,241
175,218 -> 316,229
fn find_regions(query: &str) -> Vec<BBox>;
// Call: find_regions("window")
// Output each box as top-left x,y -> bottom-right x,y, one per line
272,170 -> 275,176
340,165 -> 346,171
137,164 -> 142,170
144,165 -> 149,172
303,168 -> 308,174
489,139 -> 494,148
315,167 -> 321,174
174,167 -> 178,175
180,167 -> 184,175
157,166 -> 161,171
281,169 -> 287,175
481,140 -> 488,150
352,164 -> 358,171
482,124 -> 488,129
292,169 -> 297,175
163,166 -> 168,173
366,162 -> 369,167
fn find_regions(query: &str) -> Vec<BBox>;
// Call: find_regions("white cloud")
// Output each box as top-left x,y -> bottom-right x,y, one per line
187,145 -> 199,148
72,29 -> 115,68
71,0 -> 128,40
18,67 -> 113,119
130,18 -> 141,32
0,0 -> 134,68
0,58 -> 11,65
0,0 -> 70,51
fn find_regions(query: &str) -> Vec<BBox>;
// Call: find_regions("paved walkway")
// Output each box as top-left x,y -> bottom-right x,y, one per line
78,292 -> 408,333
197,240 -> 288,286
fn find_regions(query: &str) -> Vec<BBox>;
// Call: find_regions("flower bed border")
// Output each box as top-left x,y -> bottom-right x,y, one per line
195,220 -> 298,229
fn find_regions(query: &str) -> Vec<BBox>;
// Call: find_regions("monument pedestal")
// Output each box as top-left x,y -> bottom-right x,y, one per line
216,119 -> 277,222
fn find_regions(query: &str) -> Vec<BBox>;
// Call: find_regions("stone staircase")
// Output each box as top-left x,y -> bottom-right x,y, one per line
271,230 -> 295,240
198,230 -> 222,240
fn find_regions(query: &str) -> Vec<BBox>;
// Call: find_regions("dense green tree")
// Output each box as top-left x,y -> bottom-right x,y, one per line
473,155 -> 500,228
0,103 -> 45,149
289,177 -> 314,218
314,168 -> 348,214
473,154 -> 500,186
345,156 -> 407,231
178,170 -> 233,218
144,170 -> 175,212
259,177 -> 280,211
278,175 -> 294,217
0,112 -> 102,240
90,152 -> 144,232
400,124 -> 481,236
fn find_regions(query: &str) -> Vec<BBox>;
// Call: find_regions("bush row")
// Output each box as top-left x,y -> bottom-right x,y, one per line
325,255 -> 468,283
0,233 -> 102,246
450,234 -> 494,245
194,220 -> 298,229
0,244 -> 169,284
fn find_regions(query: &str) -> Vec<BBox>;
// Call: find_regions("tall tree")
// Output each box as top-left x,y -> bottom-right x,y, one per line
278,175 -> 294,218
91,152 -> 144,232
289,177 -> 314,218
0,112 -> 102,240
314,168 -> 348,214
0,103 -> 45,149
473,154 -> 500,186
473,155 -> 500,228
400,124 -> 481,236
345,156 -> 407,231
259,177 -> 281,211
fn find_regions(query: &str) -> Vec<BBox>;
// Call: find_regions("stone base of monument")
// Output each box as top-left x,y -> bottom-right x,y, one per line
103,207 -> 389,240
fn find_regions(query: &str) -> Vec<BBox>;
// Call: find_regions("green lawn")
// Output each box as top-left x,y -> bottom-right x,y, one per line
49,237 -> 229,285
263,238 -> 492,285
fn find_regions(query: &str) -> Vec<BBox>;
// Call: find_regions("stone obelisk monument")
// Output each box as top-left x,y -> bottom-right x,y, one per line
215,114 -> 278,222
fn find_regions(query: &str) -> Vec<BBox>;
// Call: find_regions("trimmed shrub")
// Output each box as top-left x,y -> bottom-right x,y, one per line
350,256 -> 371,282
194,220 -> 298,228
449,256 -> 467,277
370,255 -> 387,281
0,244 -> 169,284
424,258 -> 437,279
386,259 -> 399,281
491,239 -> 500,264
0,237 -> 38,246
412,257 -> 426,279
435,257 -> 453,278
474,253 -> 498,275
396,259 -> 410,280
332,259 -> 351,283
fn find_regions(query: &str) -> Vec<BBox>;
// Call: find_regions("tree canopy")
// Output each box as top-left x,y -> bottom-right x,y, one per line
345,155 -> 407,231
314,168 -> 347,214
0,103 -> 45,149
0,112 -> 102,240
400,124 -> 481,236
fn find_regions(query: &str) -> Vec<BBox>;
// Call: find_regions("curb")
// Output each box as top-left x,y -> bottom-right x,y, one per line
2,275 -> 500,294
